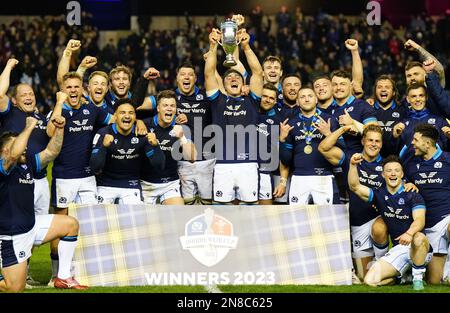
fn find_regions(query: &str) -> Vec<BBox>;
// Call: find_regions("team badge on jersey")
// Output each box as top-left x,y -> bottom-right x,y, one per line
83,109 -> 90,115
428,118 -> 435,124
434,162 -> 442,168
392,112 -> 400,118
131,137 -> 139,144
196,94 -> 204,100
180,208 -> 238,267
398,198 -> 405,205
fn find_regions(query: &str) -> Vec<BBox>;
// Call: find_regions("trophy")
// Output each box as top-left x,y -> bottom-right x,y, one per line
217,19 -> 240,67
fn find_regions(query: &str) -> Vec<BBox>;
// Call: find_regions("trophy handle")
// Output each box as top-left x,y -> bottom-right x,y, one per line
215,38 -> 224,47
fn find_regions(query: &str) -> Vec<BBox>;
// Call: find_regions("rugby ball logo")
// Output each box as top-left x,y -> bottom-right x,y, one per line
180,208 -> 238,267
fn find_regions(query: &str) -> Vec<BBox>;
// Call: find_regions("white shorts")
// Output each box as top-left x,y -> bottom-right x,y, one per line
141,179 -> 182,205
34,177 -> 50,215
424,215 -> 450,254
0,215 -> 54,268
381,243 -> 433,276
52,176 -> 97,208
178,159 -> 215,200
272,174 -> 290,203
259,173 -> 272,200
97,186 -> 143,204
351,216 -> 378,257
288,175 -> 334,205
213,163 -> 259,203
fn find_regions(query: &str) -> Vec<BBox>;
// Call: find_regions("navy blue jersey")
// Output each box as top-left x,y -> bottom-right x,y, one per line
91,124 -> 159,189
0,101 -> 49,179
176,87 -> 213,161
281,109 -> 339,176
318,99 -> 338,116
398,109 -> 448,150
52,103 -> 112,179
332,96 -> 377,156
257,108 -> 282,174
277,104 -> 300,122
142,115 -> 178,183
208,91 -> 260,164
104,90 -> 131,109
374,101 -> 407,156
0,156 -> 40,235
402,146 -> 450,228
341,154 -> 384,226
369,185 -> 426,246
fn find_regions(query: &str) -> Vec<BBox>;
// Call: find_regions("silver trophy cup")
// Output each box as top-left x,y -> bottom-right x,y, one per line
218,19 -> 240,67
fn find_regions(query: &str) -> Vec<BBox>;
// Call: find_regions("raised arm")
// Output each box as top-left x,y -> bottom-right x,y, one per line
47,91 -> 67,137
318,126 -> 350,166
57,39 -> 81,88
348,153 -> 371,201
76,56 -> 98,80
0,58 -> 19,112
239,29 -> 263,97
38,116 -> 66,168
2,117 -> 37,171
204,29 -> 221,94
132,67 -> 160,108
345,39 -> 364,98
404,39 -> 445,87
172,125 -> 197,162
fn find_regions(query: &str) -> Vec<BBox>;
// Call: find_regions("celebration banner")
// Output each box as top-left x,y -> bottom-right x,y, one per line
71,204 -> 353,286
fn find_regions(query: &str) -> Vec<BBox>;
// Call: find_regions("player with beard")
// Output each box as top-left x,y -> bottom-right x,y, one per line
262,56 -> 284,107
401,124 -> 450,285
0,115 -> 88,291
141,90 -> 196,205
279,87 -> 340,205
257,83 -> 286,204
403,59 -> 450,118
0,59 -> 52,286
205,28 -> 263,204
173,63 -> 214,205
330,70 -> 377,156
393,84 -> 449,154
278,74 -> 301,121
349,155 -> 431,290
57,40 -> 157,114
372,75 -> 407,157
46,72 -> 113,285
90,99 -> 164,204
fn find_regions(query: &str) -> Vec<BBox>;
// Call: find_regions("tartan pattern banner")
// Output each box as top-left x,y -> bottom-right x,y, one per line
70,204 -> 353,286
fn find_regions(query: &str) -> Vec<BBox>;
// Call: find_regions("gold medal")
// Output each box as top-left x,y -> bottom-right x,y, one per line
304,144 -> 313,154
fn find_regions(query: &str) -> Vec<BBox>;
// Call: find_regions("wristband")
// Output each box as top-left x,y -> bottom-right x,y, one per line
179,136 -> 188,145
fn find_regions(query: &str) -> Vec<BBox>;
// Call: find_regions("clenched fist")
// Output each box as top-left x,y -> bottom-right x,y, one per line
350,153 -> 364,165
79,56 -> 97,69
6,58 -> 19,69
66,39 -> 81,52
143,67 -> 160,80
103,134 -> 114,148
345,39 -> 358,51
56,91 -> 68,104
25,116 -> 38,129
51,116 -> 66,129
147,132 -> 158,146
392,123 -> 405,138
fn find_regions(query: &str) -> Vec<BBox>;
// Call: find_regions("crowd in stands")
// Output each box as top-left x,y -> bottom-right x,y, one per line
0,6 -> 449,113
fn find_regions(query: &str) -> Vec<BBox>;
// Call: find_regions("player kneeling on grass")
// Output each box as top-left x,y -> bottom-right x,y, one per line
348,154 -> 432,290
0,116 -> 87,292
